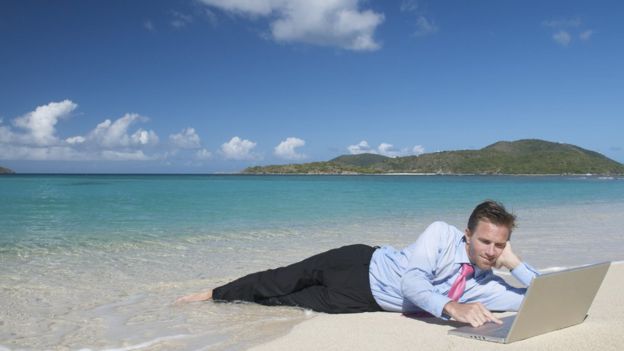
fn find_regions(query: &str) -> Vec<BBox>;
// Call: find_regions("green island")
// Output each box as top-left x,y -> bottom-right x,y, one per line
0,166 -> 15,174
243,139 -> 624,175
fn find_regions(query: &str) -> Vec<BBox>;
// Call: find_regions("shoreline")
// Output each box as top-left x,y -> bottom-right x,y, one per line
2,172 -> 624,177
249,262 -> 624,351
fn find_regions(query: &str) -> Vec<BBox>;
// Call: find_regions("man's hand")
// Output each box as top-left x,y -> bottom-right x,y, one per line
443,301 -> 503,328
174,290 -> 213,304
495,242 -> 521,270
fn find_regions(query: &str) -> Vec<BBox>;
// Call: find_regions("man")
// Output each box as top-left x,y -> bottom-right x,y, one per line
176,200 -> 539,327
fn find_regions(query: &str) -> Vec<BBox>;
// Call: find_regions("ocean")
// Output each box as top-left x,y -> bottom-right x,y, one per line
1,174 -> 624,350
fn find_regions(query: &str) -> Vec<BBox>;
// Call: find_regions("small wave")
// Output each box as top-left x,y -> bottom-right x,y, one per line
76,334 -> 190,351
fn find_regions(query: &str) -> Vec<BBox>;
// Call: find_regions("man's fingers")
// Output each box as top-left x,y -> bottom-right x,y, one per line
490,314 -> 503,324
470,312 -> 486,327
468,314 -> 483,328
484,310 -> 503,324
478,304 -> 502,325
451,302 -> 501,328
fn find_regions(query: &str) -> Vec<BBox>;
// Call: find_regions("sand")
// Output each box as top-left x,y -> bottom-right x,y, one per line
250,262 -> 624,351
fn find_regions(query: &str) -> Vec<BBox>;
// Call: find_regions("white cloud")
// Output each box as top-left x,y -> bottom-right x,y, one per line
198,0 -> 274,15
413,15 -> 438,37
171,11 -> 193,28
400,0 -> 437,37
348,140 -> 375,154
553,30 -> 572,46
198,0 -> 384,51
83,113 -> 158,148
347,140 -> 425,157
542,17 -> 594,46
0,144 -> 86,161
144,20 -> 155,32
542,18 -> 581,28
101,150 -> 154,161
378,142 -> 400,157
0,123 -> 14,144
0,102 -> 161,162
202,8 -> 219,27
12,100 -> 77,146
220,136 -> 258,160
274,137 -> 306,160
169,127 -> 201,149
65,136 -> 86,144
195,148 -> 213,160
377,143 -> 425,157
579,29 -> 594,41
400,0 -> 419,13
412,145 -> 425,155
131,129 -> 159,145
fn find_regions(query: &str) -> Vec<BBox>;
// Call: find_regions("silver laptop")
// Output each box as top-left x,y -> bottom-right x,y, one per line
448,261 -> 610,343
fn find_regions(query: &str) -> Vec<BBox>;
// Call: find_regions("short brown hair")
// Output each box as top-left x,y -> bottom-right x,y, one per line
467,200 -> 516,234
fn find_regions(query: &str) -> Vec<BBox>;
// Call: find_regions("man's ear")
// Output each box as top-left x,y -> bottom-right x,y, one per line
464,228 -> 472,243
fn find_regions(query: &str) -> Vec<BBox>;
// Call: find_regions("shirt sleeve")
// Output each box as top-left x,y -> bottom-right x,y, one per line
511,262 -> 540,286
400,221 -> 454,318
474,262 -> 541,312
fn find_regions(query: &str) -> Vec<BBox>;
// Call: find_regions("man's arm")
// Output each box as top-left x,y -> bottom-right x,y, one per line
402,224 -> 534,327
401,222 -> 499,327
496,242 -> 540,287
175,290 -> 213,304
440,243 -> 530,327
400,222 -> 454,317
464,242 -> 540,314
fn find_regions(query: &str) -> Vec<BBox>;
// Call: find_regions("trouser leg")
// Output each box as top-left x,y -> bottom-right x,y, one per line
212,244 -> 382,313
257,264 -> 382,313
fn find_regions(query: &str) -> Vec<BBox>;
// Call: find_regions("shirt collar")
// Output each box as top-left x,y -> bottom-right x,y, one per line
454,235 -> 471,264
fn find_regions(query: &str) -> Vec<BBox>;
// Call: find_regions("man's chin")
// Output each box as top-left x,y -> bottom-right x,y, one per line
477,259 -> 495,270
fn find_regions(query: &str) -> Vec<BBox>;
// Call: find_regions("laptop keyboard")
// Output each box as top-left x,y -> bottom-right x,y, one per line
469,317 -> 513,339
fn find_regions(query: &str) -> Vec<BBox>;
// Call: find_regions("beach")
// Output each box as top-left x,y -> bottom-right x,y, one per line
1,175 -> 624,350
250,262 -> 624,351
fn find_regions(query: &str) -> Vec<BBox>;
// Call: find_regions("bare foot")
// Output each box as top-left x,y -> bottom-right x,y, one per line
175,290 -> 213,304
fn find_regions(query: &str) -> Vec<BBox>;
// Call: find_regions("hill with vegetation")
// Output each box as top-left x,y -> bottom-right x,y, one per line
243,139 -> 624,175
0,166 -> 15,174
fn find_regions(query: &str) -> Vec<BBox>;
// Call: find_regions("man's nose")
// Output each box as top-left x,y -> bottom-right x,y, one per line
486,245 -> 496,256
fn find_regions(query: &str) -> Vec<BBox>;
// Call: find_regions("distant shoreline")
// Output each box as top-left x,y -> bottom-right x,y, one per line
238,172 -> 620,177
1,172 -> 621,177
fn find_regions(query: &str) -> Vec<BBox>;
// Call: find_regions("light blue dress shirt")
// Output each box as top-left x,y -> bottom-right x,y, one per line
369,221 -> 539,318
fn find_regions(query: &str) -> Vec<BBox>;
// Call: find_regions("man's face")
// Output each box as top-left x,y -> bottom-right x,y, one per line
465,220 -> 510,270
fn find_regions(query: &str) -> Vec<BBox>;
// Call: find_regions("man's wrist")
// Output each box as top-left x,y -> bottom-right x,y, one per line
443,300 -> 458,317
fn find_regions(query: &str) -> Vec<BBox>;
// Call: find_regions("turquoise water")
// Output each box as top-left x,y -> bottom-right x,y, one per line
2,175 -> 624,351
2,174 -> 624,247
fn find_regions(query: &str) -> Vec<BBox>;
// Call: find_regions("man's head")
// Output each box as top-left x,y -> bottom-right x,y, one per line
464,200 -> 516,270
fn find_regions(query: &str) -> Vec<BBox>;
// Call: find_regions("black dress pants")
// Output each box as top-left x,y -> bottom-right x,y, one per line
212,244 -> 383,314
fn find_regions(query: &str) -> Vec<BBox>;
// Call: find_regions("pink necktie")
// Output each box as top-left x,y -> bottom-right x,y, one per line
448,263 -> 474,302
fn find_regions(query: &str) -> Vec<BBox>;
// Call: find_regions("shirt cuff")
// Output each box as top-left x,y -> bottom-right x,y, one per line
430,294 -> 453,318
511,262 -> 539,286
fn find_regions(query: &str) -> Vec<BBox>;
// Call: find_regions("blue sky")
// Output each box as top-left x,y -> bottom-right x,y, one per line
1,0 -> 622,173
